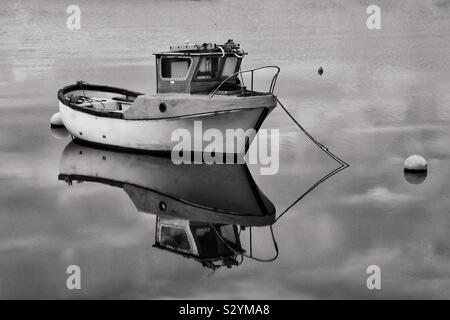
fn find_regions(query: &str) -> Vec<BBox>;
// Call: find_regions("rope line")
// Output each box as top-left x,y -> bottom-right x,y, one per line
205,97 -> 349,267
273,96 -> 349,222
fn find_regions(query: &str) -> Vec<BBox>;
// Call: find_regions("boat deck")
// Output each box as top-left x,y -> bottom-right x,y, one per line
61,87 -> 276,120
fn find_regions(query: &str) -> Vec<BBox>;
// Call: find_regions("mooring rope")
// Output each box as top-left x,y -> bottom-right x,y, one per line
205,96 -> 349,267
275,96 -> 349,167
273,96 -> 349,222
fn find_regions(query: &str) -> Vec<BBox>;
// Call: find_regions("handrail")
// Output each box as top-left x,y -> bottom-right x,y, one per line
210,65 -> 280,98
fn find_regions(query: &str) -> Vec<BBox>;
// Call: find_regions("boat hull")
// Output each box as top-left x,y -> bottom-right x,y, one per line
59,102 -> 271,154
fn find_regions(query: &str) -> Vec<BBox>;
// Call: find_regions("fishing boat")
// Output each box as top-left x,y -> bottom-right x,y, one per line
57,40 -> 280,154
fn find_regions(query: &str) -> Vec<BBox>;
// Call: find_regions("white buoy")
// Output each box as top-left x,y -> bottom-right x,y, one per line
404,155 -> 427,172
50,112 -> 64,128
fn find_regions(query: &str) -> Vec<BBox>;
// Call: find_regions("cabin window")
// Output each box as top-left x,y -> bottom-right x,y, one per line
160,227 -> 191,252
194,225 -> 237,257
219,225 -> 238,245
196,57 -> 219,80
194,226 -> 225,257
161,57 -> 191,79
222,57 -> 238,77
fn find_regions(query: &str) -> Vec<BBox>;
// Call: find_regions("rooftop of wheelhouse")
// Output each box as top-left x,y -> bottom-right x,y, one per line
153,40 -> 246,94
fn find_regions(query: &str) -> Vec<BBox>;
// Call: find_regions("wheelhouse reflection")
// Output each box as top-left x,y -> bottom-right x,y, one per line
154,217 -> 244,270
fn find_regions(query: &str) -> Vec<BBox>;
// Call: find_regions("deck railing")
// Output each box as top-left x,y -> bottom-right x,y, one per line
210,65 -> 280,98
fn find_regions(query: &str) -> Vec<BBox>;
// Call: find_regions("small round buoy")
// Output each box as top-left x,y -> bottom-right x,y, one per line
404,155 -> 427,184
318,66 -> 323,76
50,112 -> 64,128
50,127 -> 70,139
404,155 -> 427,172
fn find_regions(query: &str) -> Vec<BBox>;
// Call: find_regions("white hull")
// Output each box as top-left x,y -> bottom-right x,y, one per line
59,102 -> 269,154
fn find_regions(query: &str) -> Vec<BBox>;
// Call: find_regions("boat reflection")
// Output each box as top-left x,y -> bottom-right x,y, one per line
58,140 -> 277,270
58,140 -> 345,270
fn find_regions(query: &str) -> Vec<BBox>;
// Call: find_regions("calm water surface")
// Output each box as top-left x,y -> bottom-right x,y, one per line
0,0 -> 449,299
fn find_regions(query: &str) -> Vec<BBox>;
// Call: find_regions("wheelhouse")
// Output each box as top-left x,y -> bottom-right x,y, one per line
153,217 -> 243,270
154,39 -> 246,94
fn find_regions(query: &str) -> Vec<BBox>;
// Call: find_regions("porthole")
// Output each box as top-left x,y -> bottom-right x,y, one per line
159,201 -> 167,212
159,102 -> 167,113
